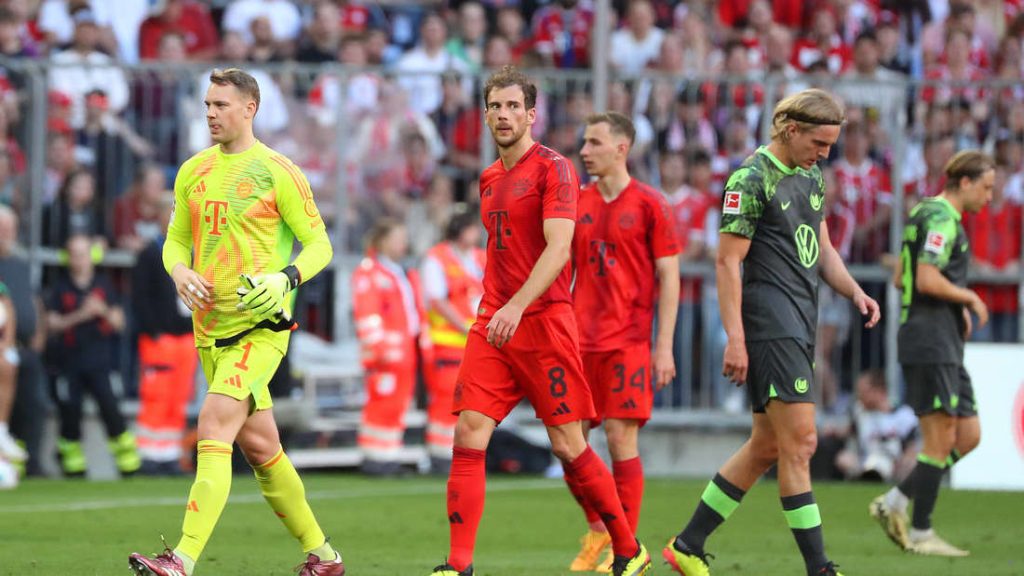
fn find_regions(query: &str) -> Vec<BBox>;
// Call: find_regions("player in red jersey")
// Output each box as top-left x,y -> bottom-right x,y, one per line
565,112 -> 681,572
428,66 -> 651,576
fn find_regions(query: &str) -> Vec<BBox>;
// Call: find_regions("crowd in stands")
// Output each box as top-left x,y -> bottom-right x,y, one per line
0,0 -> 1023,478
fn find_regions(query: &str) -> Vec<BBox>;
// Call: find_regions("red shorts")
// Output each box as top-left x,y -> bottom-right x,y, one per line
582,341 -> 653,426
453,305 -> 595,426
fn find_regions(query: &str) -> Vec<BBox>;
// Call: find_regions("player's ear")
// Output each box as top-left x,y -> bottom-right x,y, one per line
526,106 -> 536,125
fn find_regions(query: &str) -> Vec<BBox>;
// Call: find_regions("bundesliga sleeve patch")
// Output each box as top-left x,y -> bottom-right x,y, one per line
925,230 -> 946,254
723,191 -> 742,215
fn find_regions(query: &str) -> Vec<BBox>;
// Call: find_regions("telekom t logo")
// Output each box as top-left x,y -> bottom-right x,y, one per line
205,200 -> 229,236
488,210 -> 511,250
589,240 -> 616,276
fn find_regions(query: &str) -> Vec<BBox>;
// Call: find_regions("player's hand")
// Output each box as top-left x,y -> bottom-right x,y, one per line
486,302 -> 523,348
853,289 -> 881,328
723,338 -> 748,385
653,343 -> 675,391
171,264 -> 213,311
80,293 -> 107,318
962,306 -> 973,340
238,272 -> 290,318
967,291 -> 989,329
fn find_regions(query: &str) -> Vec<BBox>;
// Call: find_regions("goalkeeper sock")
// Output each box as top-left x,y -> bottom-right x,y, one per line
175,551 -> 196,576
253,447 -> 330,555
176,440 -> 233,562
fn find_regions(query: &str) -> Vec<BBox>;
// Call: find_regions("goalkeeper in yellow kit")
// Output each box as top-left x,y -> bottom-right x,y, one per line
128,68 -> 344,576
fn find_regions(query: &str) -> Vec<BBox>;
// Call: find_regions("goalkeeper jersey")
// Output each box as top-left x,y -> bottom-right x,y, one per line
163,141 -> 332,351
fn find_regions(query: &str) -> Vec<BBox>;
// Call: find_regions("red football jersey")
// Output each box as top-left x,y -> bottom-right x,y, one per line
478,143 -> 578,318
573,179 -> 680,352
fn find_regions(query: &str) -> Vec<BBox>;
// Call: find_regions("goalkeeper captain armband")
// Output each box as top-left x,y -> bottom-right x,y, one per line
282,265 -> 301,290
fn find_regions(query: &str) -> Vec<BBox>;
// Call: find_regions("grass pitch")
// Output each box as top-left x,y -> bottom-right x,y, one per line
1,474 -> 1020,575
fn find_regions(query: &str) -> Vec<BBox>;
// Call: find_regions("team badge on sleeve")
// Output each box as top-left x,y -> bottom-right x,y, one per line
723,191 -> 742,215
925,230 -> 946,254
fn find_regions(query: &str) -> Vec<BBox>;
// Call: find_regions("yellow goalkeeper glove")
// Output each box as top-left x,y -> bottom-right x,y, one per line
236,272 -> 292,319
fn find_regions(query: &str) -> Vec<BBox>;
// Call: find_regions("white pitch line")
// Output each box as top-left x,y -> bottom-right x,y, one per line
0,479 -> 562,514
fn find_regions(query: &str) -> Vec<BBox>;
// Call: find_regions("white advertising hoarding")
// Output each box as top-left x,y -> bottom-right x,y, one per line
953,344 -> 1024,491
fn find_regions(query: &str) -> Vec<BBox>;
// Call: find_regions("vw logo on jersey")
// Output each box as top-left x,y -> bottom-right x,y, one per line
1013,382 -> 1024,458
794,224 -> 819,268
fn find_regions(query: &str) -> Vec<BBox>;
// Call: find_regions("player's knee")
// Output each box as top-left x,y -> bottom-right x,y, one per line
453,412 -> 494,450
750,437 -> 779,465
956,428 -> 981,456
779,430 -> 817,464
550,439 -> 581,463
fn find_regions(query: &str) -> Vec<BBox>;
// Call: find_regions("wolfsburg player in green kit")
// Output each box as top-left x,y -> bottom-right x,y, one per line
870,151 -> 993,558
128,69 -> 345,576
663,89 -> 880,576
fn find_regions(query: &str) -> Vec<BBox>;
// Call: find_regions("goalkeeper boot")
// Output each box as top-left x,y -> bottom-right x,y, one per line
662,537 -> 712,576
428,562 -> 473,576
869,494 -> 909,550
570,529 -> 612,571
296,551 -> 345,575
110,430 -> 142,476
611,539 -> 651,576
908,530 -> 970,557
128,538 -> 188,576
57,438 -> 86,477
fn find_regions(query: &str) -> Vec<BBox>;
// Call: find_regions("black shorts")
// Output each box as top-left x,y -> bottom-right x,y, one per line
747,339 -> 815,413
902,363 -> 978,417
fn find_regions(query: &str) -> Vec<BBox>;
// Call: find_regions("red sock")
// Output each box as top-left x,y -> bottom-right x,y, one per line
564,471 -> 603,528
613,457 -> 644,532
448,447 -> 486,571
566,447 -> 638,558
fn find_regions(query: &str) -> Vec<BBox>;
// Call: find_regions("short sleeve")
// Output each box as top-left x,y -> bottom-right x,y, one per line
649,195 -> 680,258
918,213 -> 958,269
542,156 -> 578,220
719,166 -> 765,239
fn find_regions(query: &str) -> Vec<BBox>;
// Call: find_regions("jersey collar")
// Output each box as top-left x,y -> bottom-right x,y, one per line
757,145 -> 800,176
934,195 -> 963,221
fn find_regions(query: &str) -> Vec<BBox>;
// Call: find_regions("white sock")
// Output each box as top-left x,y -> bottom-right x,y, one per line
884,486 -> 909,514
174,549 -> 196,576
909,528 -> 933,542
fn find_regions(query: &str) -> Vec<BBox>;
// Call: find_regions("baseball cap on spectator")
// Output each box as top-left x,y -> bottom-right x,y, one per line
47,117 -> 72,134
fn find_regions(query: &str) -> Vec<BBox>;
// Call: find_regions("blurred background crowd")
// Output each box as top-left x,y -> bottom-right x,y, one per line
0,0 -> 1021,483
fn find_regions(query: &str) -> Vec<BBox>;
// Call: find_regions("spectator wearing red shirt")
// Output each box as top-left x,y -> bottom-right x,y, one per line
834,121 -> 892,263
138,0 -> 218,61
532,0 -> 593,68
718,0 -> 803,29
495,7 -> 534,64
112,164 -> 165,253
964,165 -> 1022,342
921,29 -> 989,116
792,8 -> 852,74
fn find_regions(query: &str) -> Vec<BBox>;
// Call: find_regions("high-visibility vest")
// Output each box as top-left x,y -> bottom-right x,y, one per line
351,255 -> 423,367
425,242 -> 485,348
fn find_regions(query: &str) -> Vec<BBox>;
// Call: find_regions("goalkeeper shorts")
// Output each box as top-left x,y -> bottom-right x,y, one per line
200,330 -> 282,412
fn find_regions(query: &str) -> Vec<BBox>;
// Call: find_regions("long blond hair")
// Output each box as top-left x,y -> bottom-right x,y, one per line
770,89 -> 845,142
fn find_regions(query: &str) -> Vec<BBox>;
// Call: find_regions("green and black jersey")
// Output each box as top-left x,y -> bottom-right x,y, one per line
720,146 -> 826,346
898,197 -> 970,364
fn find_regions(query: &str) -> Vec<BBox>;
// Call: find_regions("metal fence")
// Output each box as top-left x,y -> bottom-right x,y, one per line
3,56 -> 1022,411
